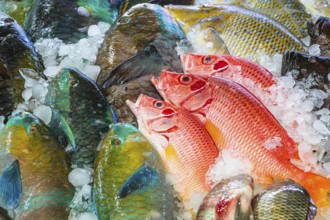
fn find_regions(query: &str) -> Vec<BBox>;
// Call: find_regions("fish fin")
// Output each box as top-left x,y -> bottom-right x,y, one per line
118,164 -> 159,199
0,160 -> 22,208
205,119 -> 225,151
101,45 -> 164,88
59,115 -> 76,150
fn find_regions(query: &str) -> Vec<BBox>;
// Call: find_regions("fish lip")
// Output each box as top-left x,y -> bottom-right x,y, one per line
126,99 -> 139,117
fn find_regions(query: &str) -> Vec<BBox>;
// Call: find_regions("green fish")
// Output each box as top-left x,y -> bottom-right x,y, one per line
252,179 -> 317,220
24,0 -> 117,43
0,112 -> 74,220
0,13 -> 44,121
45,67 -> 114,167
0,0 -> 33,25
166,4 -> 305,62
196,175 -> 254,220
207,0 -> 311,38
94,123 -> 177,219
96,3 -> 186,124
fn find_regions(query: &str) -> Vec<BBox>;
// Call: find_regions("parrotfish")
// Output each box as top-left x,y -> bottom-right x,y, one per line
153,71 -> 330,216
127,95 -> 219,210
166,4 -> 305,62
44,67 -> 114,167
24,0 -> 116,43
94,123 -> 177,219
0,13 -> 44,121
252,179 -> 317,220
196,175 -> 254,220
308,16 -> 330,57
0,112 -> 74,220
96,3 -> 186,124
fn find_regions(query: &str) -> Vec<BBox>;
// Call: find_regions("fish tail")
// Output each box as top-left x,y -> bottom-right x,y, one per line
300,172 -> 330,214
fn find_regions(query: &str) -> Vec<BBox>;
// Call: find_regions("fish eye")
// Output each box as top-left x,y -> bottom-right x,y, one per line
153,101 -> 164,108
114,138 -> 121,145
179,75 -> 192,84
202,56 -> 214,64
29,124 -> 40,134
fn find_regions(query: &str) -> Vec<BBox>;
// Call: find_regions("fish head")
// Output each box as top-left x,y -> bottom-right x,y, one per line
106,123 -> 144,149
152,71 -> 213,117
181,53 -> 242,78
126,95 -> 179,157
4,112 -> 50,155
0,12 -> 16,26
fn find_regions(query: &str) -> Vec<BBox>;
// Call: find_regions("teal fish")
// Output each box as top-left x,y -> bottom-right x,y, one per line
94,123 -> 177,219
96,3 -> 186,124
0,112 -> 74,220
45,67 -> 114,167
0,13 -> 44,121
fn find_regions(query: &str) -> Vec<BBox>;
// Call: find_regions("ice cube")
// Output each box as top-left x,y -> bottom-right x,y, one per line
308,44 -> 321,56
88,25 -> 101,37
32,84 -> 47,100
98,22 -> 110,34
77,6 -> 90,17
83,65 -> 100,81
33,105 -> 52,125
313,120 -> 330,135
44,66 -> 61,78
22,88 -> 32,101
68,168 -> 92,187
77,213 -> 97,220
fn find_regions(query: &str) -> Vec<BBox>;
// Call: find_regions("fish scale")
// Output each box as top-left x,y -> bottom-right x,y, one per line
167,4 -> 305,61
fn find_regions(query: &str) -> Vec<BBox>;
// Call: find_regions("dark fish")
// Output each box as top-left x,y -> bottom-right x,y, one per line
44,67 -> 114,167
308,16 -> 330,57
252,179 -> 317,220
94,123 -> 177,219
281,50 -> 330,109
196,175 -> 254,220
96,3 -> 186,124
0,13 -> 44,121
0,207 -> 11,220
24,0 -> 117,43
0,112 -> 74,220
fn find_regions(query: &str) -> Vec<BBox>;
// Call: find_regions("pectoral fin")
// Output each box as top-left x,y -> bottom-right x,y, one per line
101,45 -> 164,89
0,160 -> 22,209
118,164 -> 159,199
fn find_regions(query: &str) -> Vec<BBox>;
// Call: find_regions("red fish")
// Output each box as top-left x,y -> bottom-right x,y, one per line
152,71 -> 330,214
126,95 -> 219,203
181,53 -> 276,88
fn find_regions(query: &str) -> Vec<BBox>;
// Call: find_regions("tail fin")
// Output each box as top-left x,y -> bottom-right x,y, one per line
300,172 -> 330,216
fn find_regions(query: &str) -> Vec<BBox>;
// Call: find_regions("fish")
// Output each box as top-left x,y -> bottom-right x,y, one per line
153,71 -> 330,215
126,94 -> 219,207
0,207 -> 11,220
181,53 -> 276,88
96,3 -> 186,124
0,13 -> 44,121
94,123 -> 177,219
24,0 -> 116,43
208,0 -> 311,38
196,175 -> 254,220
308,16 -> 330,57
44,67 -> 114,167
252,179 -> 317,220
166,4 -> 305,62
0,112 -> 74,219
0,0 -> 33,25
118,0 -> 195,15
